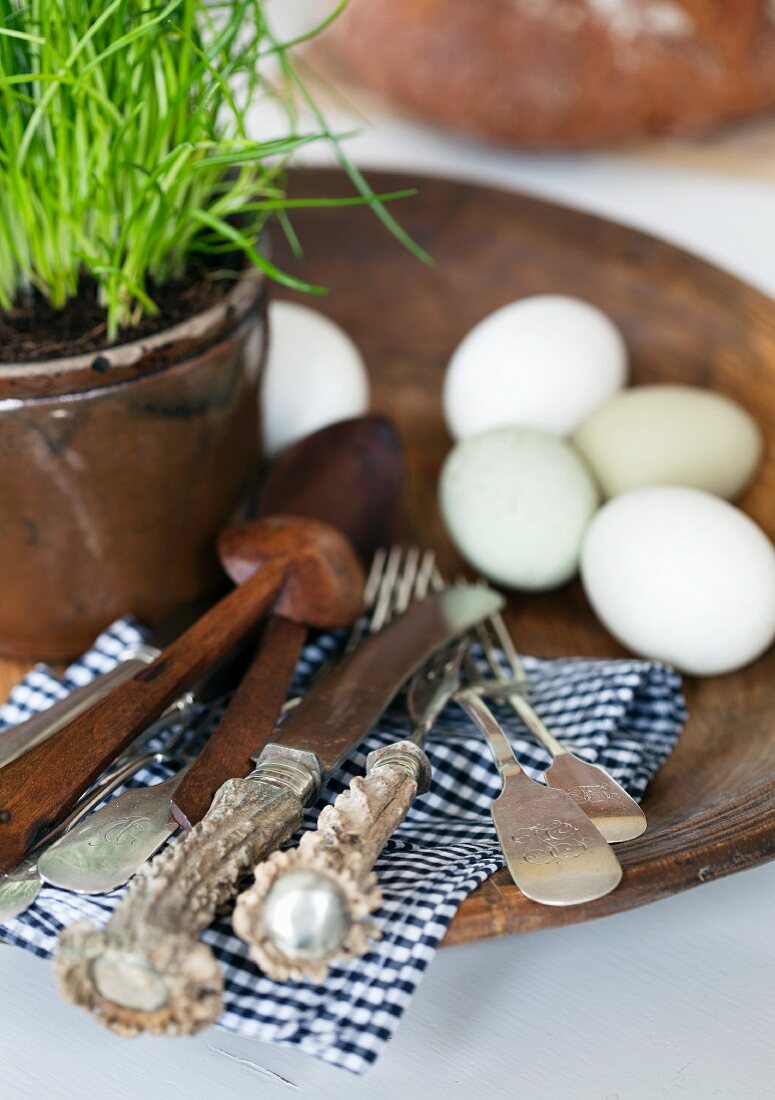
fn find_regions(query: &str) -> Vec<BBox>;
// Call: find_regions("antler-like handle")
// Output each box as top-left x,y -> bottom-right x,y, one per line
233,741 -> 431,983
53,749 -> 319,1037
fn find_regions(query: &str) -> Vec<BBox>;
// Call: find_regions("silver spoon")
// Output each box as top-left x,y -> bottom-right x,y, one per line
456,649 -> 623,906
473,612 -> 647,842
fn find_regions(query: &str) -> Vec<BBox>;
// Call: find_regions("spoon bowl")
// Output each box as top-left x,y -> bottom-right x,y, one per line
260,415 -> 405,563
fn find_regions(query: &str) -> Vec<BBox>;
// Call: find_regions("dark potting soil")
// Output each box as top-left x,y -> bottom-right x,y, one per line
0,267 -> 234,363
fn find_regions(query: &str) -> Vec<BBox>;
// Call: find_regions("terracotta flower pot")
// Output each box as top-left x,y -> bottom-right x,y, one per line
0,271 -> 266,660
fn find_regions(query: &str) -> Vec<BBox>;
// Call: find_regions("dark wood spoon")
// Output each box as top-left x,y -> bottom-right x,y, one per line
260,415 -> 405,562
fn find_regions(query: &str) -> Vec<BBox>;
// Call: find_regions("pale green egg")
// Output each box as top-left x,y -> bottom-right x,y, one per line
573,384 -> 762,501
439,426 -> 599,591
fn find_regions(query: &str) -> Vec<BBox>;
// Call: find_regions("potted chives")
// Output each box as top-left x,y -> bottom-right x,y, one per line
0,0 -> 413,658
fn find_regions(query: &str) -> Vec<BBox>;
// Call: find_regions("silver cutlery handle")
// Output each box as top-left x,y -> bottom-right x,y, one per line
455,687 -> 524,779
233,741 -> 431,983
53,767 -> 311,1037
0,645 -> 160,769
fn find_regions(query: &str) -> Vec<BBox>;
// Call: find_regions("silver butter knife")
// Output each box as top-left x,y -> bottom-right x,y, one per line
0,644 -> 160,770
0,752 -> 165,923
53,584 -> 504,1037
39,652 -> 248,895
2,710 -> 201,920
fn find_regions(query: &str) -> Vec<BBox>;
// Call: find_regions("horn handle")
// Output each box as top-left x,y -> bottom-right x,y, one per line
233,741 -> 430,983
54,762 -> 315,1037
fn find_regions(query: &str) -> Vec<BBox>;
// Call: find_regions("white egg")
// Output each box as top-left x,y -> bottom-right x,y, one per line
439,426 -> 600,591
581,487 -> 775,676
443,294 -> 628,440
262,301 -> 369,458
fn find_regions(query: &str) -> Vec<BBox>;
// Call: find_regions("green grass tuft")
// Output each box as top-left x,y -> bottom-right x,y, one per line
0,0 -> 420,340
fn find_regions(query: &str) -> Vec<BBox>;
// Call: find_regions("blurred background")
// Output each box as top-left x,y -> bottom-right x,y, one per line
252,0 -> 775,294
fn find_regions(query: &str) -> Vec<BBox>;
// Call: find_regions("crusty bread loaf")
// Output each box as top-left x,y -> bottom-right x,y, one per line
317,0 -> 775,147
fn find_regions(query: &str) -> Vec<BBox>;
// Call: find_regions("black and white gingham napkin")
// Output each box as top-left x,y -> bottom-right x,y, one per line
0,619 -> 686,1074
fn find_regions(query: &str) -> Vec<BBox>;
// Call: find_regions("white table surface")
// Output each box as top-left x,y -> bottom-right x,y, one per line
3,48 -> 775,1100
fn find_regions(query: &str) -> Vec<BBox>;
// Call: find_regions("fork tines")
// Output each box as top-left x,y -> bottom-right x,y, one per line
368,546 -> 438,634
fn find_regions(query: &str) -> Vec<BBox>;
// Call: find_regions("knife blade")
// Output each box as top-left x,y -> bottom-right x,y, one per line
262,583 -> 504,776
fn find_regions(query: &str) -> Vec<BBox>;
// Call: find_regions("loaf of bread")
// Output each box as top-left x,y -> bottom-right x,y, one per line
317,0 -> 775,147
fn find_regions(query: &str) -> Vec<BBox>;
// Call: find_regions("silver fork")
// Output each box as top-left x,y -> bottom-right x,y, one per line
34,547 -> 436,901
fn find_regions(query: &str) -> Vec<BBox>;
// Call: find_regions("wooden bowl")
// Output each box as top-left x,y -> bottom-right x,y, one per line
276,168 -> 775,945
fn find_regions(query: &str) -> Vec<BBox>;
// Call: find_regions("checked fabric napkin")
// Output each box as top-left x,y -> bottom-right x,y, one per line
0,618 -> 687,1074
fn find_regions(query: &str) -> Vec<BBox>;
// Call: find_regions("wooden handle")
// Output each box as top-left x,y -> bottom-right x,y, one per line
171,616 -> 308,827
0,558 -> 286,873
233,743 -> 430,983
53,773 -> 305,1037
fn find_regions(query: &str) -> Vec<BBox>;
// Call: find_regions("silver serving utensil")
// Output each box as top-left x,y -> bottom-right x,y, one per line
39,769 -> 190,899
54,584 -> 503,1037
0,644 -> 160,769
473,612 -> 647,842
0,754 -> 144,923
37,684 -> 208,896
0,708 -> 203,919
37,650 -> 252,895
0,753 -> 168,923
455,655 -> 623,906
